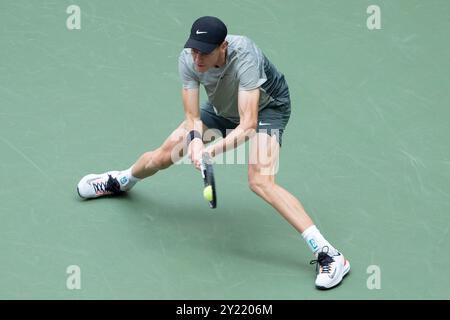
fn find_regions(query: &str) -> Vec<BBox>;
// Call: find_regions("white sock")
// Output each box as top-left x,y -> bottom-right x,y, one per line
302,225 -> 338,256
117,166 -> 141,191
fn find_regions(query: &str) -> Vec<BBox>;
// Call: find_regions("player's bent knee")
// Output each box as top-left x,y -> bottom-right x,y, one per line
248,178 -> 270,195
248,181 -> 259,194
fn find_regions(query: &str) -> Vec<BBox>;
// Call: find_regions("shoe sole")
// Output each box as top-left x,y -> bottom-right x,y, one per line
77,181 -> 125,200
316,260 -> 351,290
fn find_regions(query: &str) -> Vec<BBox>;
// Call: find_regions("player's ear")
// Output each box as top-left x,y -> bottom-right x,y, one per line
220,41 -> 228,51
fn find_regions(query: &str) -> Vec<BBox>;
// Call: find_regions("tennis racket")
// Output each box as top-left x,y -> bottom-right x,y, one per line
200,152 -> 217,209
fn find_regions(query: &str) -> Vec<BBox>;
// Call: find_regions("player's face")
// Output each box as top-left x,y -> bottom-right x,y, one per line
191,48 -> 218,72
191,43 -> 226,72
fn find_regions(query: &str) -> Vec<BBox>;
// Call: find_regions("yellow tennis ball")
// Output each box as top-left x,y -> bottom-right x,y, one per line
203,185 -> 213,202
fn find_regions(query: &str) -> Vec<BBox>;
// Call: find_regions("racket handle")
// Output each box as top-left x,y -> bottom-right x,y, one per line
202,152 -> 213,164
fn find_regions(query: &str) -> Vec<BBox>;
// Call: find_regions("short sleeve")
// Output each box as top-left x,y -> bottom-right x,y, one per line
236,55 -> 266,91
178,51 -> 200,89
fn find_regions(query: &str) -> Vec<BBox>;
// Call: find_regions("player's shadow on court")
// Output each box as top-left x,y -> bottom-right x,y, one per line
116,190 -> 311,273
227,243 -> 311,273
76,191 -> 132,201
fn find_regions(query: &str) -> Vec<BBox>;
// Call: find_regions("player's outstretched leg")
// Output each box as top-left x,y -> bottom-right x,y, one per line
247,132 -> 350,289
77,121 -> 190,199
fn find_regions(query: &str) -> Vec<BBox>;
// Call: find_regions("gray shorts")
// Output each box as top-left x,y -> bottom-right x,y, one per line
200,99 -> 291,146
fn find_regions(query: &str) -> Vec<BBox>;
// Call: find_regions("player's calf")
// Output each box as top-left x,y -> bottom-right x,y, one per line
145,148 -> 174,172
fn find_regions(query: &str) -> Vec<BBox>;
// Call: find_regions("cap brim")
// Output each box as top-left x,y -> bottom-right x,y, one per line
184,38 -> 217,54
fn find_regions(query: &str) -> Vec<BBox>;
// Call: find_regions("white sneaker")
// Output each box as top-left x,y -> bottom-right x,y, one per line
310,247 -> 351,290
77,171 -> 123,199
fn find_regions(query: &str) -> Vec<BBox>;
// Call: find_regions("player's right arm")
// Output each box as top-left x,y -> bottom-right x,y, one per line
179,50 -> 204,169
182,88 -> 204,169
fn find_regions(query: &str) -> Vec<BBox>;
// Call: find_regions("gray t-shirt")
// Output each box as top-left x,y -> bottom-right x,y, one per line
178,35 -> 289,123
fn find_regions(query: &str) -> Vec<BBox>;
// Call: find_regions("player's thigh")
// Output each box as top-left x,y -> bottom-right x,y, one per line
248,132 -> 280,181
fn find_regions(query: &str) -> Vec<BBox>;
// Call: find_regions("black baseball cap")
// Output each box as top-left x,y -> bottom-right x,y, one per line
184,16 -> 227,54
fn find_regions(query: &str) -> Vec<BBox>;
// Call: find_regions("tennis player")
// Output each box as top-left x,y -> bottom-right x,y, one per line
77,16 -> 350,289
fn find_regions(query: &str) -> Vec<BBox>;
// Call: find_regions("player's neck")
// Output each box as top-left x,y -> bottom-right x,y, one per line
215,49 -> 227,68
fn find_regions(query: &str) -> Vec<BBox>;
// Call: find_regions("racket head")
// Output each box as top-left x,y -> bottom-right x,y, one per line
201,153 -> 217,208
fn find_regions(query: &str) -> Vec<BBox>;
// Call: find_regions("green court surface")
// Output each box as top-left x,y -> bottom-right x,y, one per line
1,0 -> 449,299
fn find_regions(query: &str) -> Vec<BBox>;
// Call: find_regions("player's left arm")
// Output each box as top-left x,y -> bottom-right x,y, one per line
207,88 -> 259,157
237,88 -> 259,131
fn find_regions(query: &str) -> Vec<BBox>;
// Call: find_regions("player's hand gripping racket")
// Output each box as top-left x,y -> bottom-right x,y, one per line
200,152 -> 217,209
